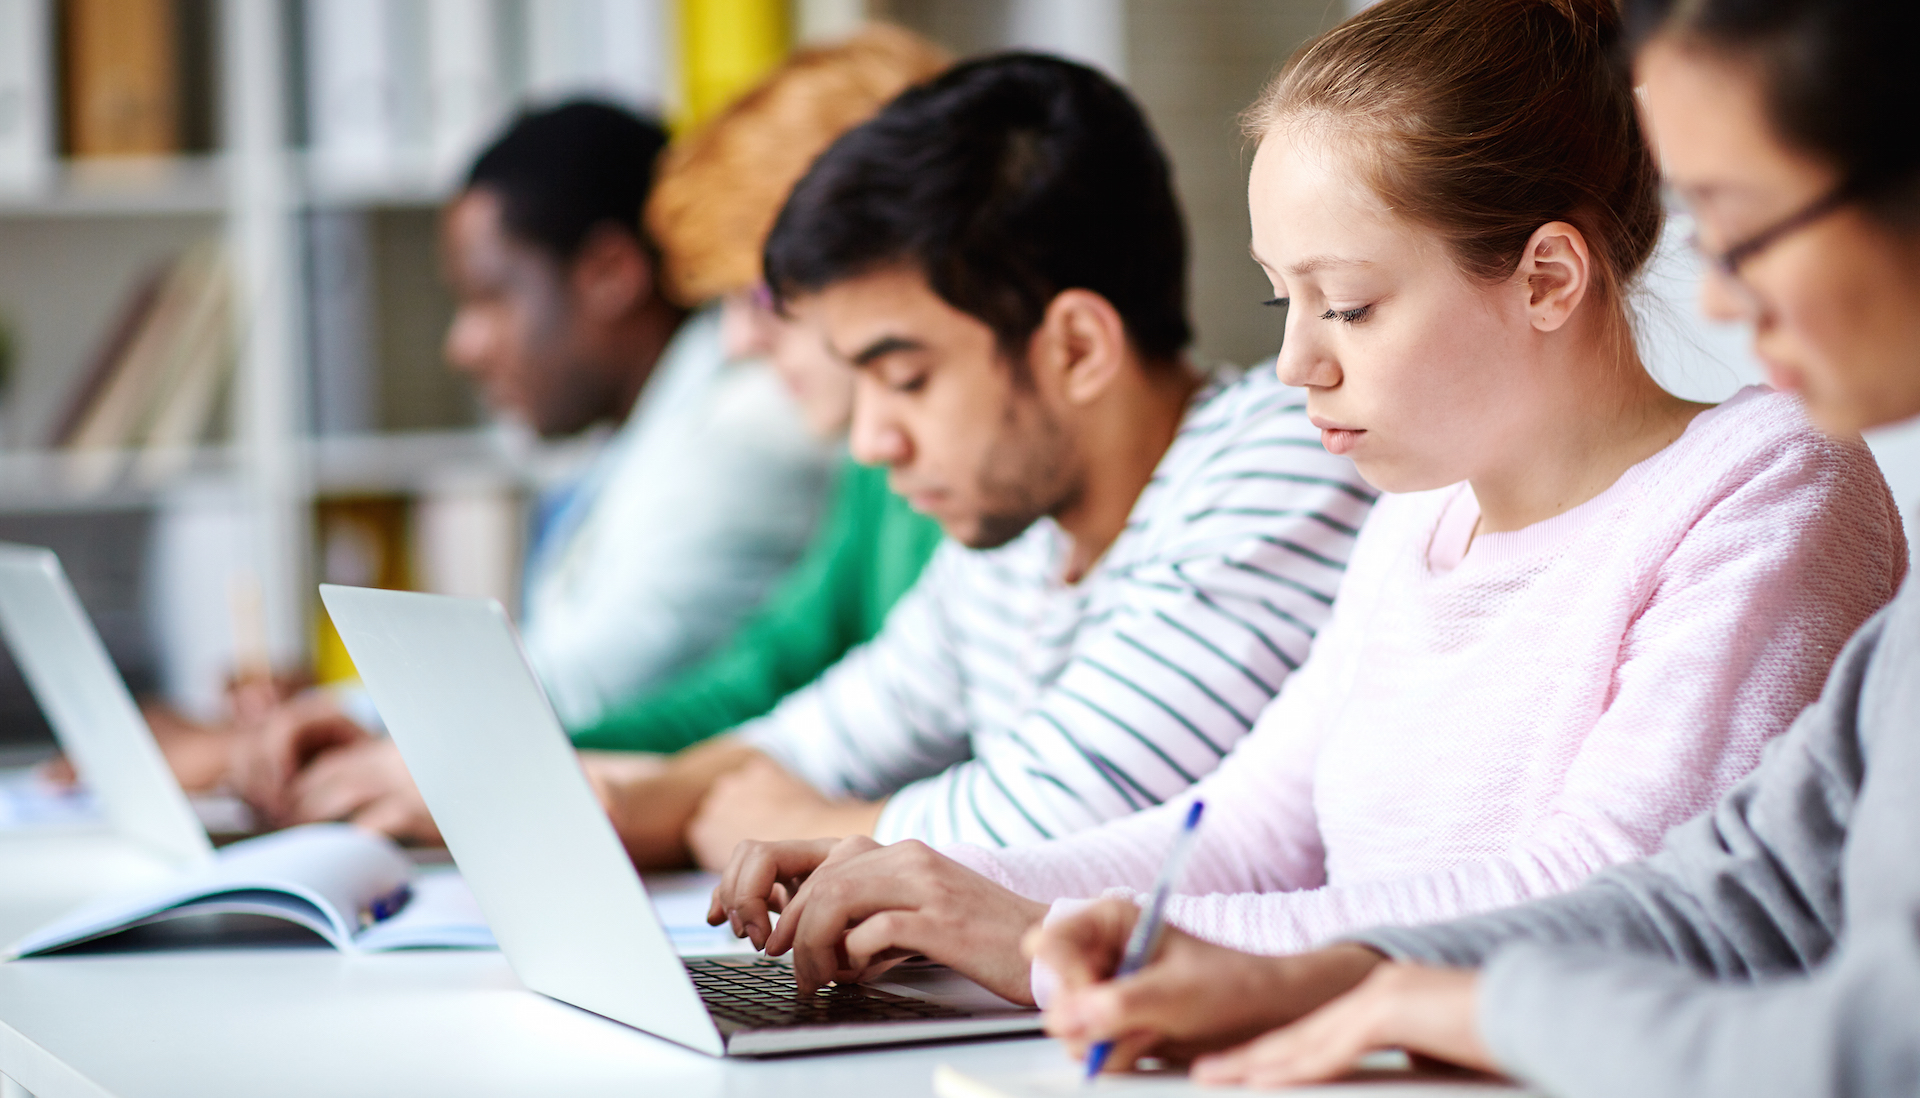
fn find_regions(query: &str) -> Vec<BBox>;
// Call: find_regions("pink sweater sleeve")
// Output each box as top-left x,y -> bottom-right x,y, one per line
1136,435 -> 1905,955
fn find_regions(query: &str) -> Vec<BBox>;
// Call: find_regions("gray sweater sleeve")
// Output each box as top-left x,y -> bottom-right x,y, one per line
1350,585 -> 1920,1098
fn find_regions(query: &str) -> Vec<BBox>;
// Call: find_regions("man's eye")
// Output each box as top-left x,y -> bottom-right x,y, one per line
891,374 -> 927,394
1318,305 -> 1372,325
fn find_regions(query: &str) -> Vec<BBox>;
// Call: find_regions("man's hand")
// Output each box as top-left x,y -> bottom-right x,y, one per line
713,836 -> 1047,1003
41,705 -> 238,794
582,738 -> 762,869
1029,898 -> 1386,1071
283,738 -> 441,845
685,756 -> 886,870
229,692 -> 373,824
1191,964 -> 1494,1086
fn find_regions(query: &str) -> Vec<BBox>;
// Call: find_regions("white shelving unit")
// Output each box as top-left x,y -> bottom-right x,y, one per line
0,1 -> 575,722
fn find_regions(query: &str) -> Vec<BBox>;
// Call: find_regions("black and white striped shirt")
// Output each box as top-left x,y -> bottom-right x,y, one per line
740,365 -> 1377,847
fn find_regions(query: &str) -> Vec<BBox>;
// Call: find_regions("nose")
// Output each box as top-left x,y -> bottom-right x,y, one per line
443,306 -> 494,376
1274,311 -> 1342,390
847,383 -> 911,468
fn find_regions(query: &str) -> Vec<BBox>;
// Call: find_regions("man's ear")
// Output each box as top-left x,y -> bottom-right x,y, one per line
569,223 -> 655,321
1516,221 -> 1594,333
1030,288 -> 1130,405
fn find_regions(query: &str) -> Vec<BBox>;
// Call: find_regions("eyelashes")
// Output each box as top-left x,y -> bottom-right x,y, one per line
1319,305 -> 1372,324
1262,297 -> 1373,325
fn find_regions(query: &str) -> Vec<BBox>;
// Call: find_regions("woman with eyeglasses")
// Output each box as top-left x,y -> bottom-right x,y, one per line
1028,0 -> 1920,1093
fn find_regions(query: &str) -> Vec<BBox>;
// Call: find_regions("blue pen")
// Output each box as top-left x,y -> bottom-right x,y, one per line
1083,799 -> 1205,1082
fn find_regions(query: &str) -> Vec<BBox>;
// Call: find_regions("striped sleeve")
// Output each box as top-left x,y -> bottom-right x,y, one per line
737,542 -> 979,796
877,379 -> 1375,847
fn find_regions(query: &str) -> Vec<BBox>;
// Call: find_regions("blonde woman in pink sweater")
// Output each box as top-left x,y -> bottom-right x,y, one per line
705,0 -> 1907,1007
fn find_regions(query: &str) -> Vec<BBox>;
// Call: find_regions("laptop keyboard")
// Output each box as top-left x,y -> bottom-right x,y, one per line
685,955 -> 973,1029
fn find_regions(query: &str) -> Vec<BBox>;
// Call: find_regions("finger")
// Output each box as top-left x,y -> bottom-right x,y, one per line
840,910 -> 922,975
349,794 -> 436,843
38,755 -> 77,787
720,839 -> 836,950
765,833 -> 881,947
1198,994 -> 1378,1088
1073,967 -> 1194,1046
1031,898 -> 1138,989
782,840 -> 936,990
287,750 -> 376,824
712,841 -> 776,944
1096,1030 -> 1163,1075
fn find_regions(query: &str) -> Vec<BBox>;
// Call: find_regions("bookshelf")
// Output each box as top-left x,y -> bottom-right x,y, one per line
0,0 -> 663,740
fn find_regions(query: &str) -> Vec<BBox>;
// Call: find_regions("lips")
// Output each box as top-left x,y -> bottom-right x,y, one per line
1308,415 -> 1364,457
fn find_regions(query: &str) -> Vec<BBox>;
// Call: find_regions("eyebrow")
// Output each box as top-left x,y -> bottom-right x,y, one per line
846,335 -> 927,368
1283,254 -> 1370,276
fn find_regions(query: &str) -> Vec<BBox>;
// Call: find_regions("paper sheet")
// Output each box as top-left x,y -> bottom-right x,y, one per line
0,767 -> 101,831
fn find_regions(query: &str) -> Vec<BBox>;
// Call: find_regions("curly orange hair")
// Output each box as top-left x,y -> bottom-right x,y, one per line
647,24 -> 950,306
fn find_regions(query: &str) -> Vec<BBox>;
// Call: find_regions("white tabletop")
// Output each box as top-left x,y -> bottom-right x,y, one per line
0,829 -> 1068,1098
0,946 -> 1069,1098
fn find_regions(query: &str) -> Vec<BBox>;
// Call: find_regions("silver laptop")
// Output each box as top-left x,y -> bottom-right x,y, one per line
319,583 -> 1039,1057
0,544 -> 213,868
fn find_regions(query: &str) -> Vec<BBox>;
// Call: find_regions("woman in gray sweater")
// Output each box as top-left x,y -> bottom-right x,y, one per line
1028,0 -> 1920,1094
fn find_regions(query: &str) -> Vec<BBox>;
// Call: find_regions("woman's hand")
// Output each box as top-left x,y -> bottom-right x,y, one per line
712,836 -> 1047,1003
1029,897 -> 1387,1071
707,836 -> 847,949
1192,963 -> 1494,1087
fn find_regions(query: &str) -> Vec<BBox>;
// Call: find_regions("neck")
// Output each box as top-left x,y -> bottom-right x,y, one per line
602,295 -> 691,423
1469,329 -> 1707,536
1055,360 -> 1201,583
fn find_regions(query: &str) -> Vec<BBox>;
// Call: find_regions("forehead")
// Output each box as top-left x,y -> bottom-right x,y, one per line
443,189 -> 557,282
1247,129 -> 1423,271
1634,40 -> 1833,203
787,266 -> 998,359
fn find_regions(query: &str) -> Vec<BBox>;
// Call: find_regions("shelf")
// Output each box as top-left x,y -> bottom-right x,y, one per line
0,158 -> 227,218
0,155 -> 455,220
0,428 -> 592,513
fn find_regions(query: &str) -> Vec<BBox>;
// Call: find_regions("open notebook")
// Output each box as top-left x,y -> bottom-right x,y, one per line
5,823 -> 494,957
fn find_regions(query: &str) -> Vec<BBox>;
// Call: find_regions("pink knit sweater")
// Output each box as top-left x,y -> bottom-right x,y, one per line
947,388 -> 1907,961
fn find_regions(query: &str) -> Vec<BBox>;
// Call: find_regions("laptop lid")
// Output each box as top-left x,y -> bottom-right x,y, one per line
0,544 -> 212,867
318,584 -> 724,1056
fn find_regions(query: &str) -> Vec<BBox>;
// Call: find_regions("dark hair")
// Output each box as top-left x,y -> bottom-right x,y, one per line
763,53 -> 1192,364
466,100 -> 670,262
1624,0 -> 1920,227
1249,0 -> 1661,358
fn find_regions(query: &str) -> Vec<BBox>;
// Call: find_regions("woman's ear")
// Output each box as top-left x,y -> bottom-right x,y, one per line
1031,288 -> 1130,405
1516,220 -> 1594,333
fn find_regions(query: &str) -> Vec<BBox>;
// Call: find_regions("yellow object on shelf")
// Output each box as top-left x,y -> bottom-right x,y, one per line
677,0 -> 790,132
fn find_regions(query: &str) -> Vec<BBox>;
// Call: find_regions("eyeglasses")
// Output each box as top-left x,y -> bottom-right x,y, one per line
1687,180 -> 1853,302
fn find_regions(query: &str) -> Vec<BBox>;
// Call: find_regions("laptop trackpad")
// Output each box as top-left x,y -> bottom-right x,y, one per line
870,965 -> 1029,1011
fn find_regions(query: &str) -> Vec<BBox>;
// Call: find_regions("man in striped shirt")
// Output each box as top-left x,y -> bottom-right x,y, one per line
591,54 -> 1375,868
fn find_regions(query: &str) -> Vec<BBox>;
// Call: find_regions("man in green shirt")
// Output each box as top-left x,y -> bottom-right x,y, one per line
572,459 -> 940,754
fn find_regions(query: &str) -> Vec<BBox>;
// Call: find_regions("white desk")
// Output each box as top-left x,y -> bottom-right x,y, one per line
0,831 -> 1067,1098
0,948 -> 1067,1098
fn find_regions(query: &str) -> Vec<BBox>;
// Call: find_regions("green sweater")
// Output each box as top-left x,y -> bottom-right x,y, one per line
570,458 -> 942,753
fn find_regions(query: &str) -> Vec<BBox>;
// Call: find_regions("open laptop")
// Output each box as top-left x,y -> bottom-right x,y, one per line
320,583 -> 1040,1057
0,543 -> 213,868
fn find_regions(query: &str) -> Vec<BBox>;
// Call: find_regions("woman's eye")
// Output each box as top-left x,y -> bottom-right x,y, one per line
1318,305 -> 1372,325
1263,296 -> 1289,308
